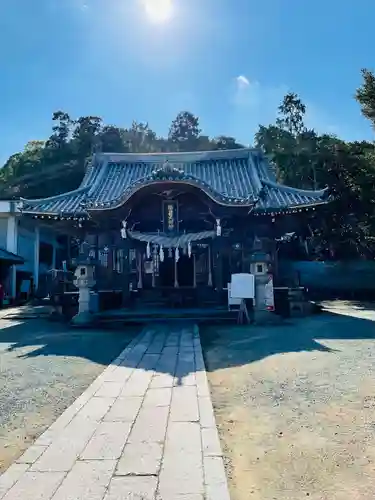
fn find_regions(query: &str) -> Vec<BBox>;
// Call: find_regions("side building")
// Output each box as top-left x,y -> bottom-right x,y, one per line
0,200 -> 64,303
18,148 -> 330,311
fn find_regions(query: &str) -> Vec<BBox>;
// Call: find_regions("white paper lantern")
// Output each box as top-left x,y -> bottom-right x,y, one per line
160,245 -> 164,262
120,220 -> 127,239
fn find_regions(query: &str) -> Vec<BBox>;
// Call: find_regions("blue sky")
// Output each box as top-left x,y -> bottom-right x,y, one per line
0,0 -> 374,166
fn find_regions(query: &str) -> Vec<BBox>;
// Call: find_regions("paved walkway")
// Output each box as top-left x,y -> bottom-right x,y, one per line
0,323 -> 230,500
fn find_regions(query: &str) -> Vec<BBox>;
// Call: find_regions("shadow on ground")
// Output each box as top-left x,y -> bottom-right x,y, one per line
200,303 -> 375,500
0,319 -> 140,366
0,319 -> 197,385
2,301 -> 375,382
200,307 -> 375,371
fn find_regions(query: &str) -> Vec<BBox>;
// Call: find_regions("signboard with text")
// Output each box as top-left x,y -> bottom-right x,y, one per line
163,201 -> 178,233
230,273 -> 255,299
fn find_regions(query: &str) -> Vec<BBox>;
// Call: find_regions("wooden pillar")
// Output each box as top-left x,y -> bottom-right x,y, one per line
207,244 -> 213,287
121,238 -> 130,306
152,245 -> 157,288
107,246 -> 114,278
66,236 -> 71,267
33,226 -> 40,293
193,254 -> 197,288
137,251 -> 143,289
214,239 -> 223,291
95,234 -> 99,261
174,255 -> 179,288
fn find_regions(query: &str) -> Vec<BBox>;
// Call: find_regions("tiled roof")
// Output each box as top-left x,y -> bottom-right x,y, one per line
0,247 -> 24,264
19,187 -> 90,216
20,149 -> 329,215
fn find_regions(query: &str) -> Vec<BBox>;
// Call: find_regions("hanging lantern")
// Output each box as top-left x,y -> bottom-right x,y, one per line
120,220 -> 127,239
160,245 -> 164,262
168,247 -> 173,258
175,247 -> 180,262
188,241 -> 192,258
216,218 -> 222,237
146,241 -> 151,259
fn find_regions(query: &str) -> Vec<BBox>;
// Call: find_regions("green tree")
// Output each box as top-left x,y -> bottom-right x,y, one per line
72,116 -> 102,160
100,126 -> 128,153
46,111 -> 72,150
168,111 -> 201,151
255,94 -> 320,189
124,121 -> 158,153
355,69 -> 375,129
276,92 -> 307,136
212,136 -> 244,150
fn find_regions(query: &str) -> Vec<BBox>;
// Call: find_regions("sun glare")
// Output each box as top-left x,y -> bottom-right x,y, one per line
143,0 -> 173,23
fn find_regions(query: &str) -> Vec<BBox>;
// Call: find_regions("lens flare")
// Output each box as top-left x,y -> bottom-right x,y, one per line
143,0 -> 173,23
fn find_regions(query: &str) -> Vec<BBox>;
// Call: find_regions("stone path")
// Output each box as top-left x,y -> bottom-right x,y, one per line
0,323 -> 230,500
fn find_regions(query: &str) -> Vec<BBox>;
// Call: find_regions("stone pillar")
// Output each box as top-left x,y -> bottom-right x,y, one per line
34,226 -> 40,292
6,215 -> 18,300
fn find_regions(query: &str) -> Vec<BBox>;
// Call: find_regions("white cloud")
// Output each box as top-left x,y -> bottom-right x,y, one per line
236,75 -> 250,90
232,76 -> 287,114
228,76 -> 341,144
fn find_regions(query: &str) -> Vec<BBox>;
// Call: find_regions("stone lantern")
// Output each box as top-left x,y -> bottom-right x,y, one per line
249,252 -> 272,311
71,259 -> 98,326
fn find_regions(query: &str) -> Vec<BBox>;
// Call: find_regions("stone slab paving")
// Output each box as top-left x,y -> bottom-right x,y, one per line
0,323 -> 230,500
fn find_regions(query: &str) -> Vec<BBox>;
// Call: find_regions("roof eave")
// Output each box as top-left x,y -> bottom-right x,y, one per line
21,210 -> 89,219
253,199 -> 330,215
0,248 -> 25,264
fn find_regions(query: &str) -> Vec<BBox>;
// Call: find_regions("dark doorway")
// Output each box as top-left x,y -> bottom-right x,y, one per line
159,257 -> 175,287
177,255 -> 194,287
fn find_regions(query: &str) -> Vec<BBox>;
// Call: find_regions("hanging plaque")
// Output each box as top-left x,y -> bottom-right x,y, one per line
163,201 -> 178,233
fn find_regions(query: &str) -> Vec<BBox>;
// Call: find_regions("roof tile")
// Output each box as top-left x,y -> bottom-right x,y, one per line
21,149 -> 328,215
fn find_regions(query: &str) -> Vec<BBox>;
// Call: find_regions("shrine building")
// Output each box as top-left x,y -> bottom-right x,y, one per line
18,148 -> 329,313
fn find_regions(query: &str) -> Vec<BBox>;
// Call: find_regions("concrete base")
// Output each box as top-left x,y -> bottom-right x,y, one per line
71,311 -> 95,327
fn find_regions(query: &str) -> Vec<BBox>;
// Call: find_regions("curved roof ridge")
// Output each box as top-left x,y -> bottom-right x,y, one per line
262,178 -> 329,198
93,148 -> 259,164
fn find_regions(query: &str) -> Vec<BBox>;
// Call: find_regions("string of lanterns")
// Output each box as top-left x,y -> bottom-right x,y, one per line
26,203 -> 319,222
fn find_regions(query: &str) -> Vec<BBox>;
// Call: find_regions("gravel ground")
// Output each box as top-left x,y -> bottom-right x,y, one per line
201,303 -> 375,500
0,315 -> 139,472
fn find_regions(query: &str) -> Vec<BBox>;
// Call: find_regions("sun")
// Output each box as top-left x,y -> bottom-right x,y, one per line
143,0 -> 173,23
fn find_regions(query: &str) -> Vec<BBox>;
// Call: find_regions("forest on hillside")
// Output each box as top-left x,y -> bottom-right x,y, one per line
0,69 -> 375,260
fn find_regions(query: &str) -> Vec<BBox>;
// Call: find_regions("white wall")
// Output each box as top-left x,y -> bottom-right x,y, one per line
0,207 -> 63,297
0,201 -> 12,214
